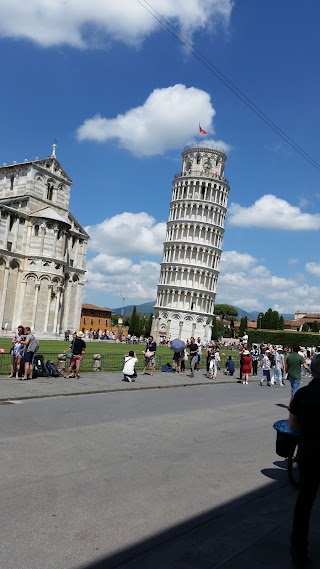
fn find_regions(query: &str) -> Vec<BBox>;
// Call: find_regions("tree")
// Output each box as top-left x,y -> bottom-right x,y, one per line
211,316 -> 219,340
279,315 -> 284,330
239,316 -> 248,337
214,304 -> 238,321
302,322 -> 309,332
145,314 -> 153,337
312,321 -> 320,333
129,306 -> 140,335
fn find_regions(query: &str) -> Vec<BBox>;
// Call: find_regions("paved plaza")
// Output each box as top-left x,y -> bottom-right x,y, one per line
0,375 -> 319,568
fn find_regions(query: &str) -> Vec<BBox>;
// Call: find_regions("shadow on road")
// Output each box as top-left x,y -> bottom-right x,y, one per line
78,475 -> 306,569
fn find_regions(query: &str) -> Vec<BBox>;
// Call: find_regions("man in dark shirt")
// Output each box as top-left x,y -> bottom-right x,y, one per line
289,354 -> 320,567
188,337 -> 199,378
65,331 -> 86,379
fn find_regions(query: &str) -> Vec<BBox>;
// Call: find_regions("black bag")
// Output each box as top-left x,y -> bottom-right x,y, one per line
276,430 -> 298,458
33,354 -> 49,377
45,360 -> 60,378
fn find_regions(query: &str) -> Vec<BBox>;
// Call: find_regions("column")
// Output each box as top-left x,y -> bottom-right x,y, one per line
0,266 -> 10,326
11,269 -> 23,328
72,281 -> 84,332
14,279 -> 27,327
31,283 -> 40,330
52,286 -> 62,334
62,280 -> 72,330
43,285 -> 53,332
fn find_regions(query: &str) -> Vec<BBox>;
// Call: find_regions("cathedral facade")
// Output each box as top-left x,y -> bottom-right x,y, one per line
151,143 -> 230,343
0,145 -> 88,335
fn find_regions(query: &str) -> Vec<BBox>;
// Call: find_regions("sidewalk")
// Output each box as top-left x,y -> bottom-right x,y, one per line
0,368 -> 245,402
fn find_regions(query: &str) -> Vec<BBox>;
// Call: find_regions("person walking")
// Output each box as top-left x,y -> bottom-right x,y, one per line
260,349 -> 271,386
241,350 -> 252,384
286,346 -> 311,401
188,337 -> 199,378
274,347 -> 285,387
289,354 -> 320,567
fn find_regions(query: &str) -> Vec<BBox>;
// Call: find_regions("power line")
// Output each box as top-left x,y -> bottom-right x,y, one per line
136,0 -> 320,173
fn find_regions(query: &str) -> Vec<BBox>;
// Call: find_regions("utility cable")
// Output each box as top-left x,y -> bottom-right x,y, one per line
136,0 -> 320,172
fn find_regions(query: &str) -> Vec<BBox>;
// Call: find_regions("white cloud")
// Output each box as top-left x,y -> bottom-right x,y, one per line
288,257 -> 299,265
0,0 -> 233,48
77,84 -> 229,156
305,262 -> 320,277
86,212 -> 166,256
217,255 -> 320,314
228,194 -> 320,230
86,256 -> 161,301
220,250 -> 256,271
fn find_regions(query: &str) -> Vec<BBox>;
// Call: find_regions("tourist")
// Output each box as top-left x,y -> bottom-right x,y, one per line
286,346 -> 311,400
20,327 -> 38,380
187,337 -> 199,378
273,347 -> 285,387
64,331 -> 86,379
225,355 -> 235,376
141,335 -> 156,376
289,354 -> 320,567
122,350 -> 138,382
260,349 -> 271,386
241,349 -> 252,385
9,325 -> 25,379
251,345 -> 259,376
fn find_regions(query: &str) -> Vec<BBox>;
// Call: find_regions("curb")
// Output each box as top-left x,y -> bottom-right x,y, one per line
0,378 -> 269,403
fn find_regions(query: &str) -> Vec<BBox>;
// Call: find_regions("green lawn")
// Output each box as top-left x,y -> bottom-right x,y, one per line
0,338 -> 240,374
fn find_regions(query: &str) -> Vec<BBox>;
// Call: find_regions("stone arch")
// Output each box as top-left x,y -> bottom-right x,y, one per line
35,276 -> 51,331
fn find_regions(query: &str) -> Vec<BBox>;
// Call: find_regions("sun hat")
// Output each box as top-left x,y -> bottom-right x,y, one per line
243,350 -> 250,355
77,331 -> 84,338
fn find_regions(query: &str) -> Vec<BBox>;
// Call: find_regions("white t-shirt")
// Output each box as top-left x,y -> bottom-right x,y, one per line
122,356 -> 138,375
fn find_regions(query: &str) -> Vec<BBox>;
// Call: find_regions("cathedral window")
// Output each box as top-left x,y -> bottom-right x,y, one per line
9,216 -> 14,231
46,183 -> 53,201
7,241 -> 12,251
10,175 -> 14,191
196,154 -> 201,165
34,225 -> 39,236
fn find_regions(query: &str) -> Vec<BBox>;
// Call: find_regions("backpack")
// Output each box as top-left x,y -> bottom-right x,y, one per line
45,360 -> 60,378
270,353 -> 276,367
33,354 -> 49,377
29,335 -> 39,353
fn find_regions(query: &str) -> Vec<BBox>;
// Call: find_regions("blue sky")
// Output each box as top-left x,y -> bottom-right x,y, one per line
1,0 -> 320,314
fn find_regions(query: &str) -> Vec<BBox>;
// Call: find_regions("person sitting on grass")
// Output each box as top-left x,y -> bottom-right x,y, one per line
122,351 -> 138,382
225,355 -> 235,376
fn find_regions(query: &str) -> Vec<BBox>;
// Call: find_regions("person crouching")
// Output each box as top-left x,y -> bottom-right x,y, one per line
122,351 -> 138,382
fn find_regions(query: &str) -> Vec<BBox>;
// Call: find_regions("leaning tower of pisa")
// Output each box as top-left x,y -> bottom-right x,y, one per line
151,143 -> 230,343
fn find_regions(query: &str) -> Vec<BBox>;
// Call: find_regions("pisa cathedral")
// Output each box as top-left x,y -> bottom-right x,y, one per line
151,143 -> 229,343
0,145 -> 88,335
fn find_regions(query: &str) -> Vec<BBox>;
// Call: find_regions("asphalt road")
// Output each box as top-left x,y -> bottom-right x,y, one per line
0,383 -> 290,569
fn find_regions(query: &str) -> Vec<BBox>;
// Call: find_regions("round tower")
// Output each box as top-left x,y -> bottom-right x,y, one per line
151,142 -> 230,343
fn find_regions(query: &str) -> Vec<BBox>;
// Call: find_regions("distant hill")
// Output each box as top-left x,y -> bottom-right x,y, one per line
112,301 -> 155,316
111,302 -> 295,321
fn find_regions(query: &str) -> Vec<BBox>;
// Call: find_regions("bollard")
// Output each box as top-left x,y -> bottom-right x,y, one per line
92,353 -> 102,372
57,353 -> 67,374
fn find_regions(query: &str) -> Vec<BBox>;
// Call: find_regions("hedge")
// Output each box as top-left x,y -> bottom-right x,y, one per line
248,330 -> 320,348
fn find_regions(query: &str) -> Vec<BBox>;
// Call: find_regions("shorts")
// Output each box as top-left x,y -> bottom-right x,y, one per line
145,356 -> 155,364
23,351 -> 34,363
70,354 -> 82,366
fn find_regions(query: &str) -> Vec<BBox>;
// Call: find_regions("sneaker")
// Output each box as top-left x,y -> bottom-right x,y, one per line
242,380 -> 245,384
125,377 -> 132,382
259,380 -> 263,386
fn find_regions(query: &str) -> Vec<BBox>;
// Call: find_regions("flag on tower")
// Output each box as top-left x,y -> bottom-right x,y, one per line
199,124 -> 208,135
